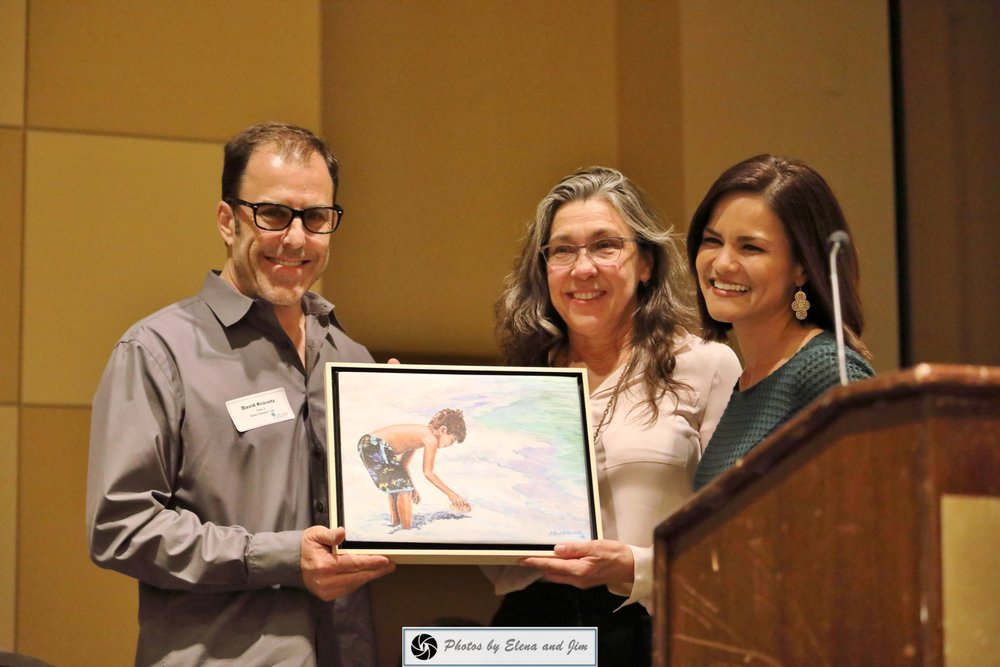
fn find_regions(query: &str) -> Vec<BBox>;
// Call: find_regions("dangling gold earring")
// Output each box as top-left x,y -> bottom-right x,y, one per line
791,287 -> 810,320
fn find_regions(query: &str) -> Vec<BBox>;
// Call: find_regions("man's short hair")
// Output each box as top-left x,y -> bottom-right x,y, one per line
221,122 -> 340,201
429,408 -> 467,443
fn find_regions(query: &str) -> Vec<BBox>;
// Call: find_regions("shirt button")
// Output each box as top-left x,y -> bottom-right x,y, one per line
314,500 -> 325,513
312,443 -> 324,457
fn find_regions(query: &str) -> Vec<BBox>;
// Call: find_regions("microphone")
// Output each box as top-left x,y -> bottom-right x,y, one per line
827,230 -> 851,250
827,231 -> 851,386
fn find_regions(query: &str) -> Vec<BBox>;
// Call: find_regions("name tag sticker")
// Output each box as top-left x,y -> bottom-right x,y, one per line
226,388 -> 295,432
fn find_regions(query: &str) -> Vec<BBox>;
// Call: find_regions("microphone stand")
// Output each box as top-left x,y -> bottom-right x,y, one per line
828,233 -> 848,386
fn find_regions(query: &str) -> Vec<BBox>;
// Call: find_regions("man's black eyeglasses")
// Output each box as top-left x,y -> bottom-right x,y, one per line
226,198 -> 344,234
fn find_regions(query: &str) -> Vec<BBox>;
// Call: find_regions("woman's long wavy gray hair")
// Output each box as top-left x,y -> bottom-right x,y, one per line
495,166 -> 698,422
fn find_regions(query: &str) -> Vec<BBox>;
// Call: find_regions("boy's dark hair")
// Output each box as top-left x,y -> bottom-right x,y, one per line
429,408 -> 467,443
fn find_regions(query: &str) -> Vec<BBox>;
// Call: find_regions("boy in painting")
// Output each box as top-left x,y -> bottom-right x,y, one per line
357,408 -> 471,529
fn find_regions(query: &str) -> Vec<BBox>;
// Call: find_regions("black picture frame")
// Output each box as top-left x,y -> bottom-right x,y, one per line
325,363 -> 602,564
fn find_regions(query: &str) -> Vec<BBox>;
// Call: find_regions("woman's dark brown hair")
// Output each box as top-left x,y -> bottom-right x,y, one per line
686,154 -> 870,359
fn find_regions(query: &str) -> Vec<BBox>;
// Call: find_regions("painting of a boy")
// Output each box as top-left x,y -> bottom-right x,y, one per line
357,408 -> 471,530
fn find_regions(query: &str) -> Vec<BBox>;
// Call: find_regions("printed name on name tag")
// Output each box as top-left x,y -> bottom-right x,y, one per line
225,388 -> 295,432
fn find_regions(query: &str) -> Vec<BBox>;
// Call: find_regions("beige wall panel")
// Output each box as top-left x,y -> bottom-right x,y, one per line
23,131 -> 222,406
18,406 -> 137,665
0,407 -> 17,651
321,1 -> 618,361
0,0 -> 26,126
27,0 -> 321,140
0,129 -> 23,403
617,1 -> 685,228
678,0 -> 899,371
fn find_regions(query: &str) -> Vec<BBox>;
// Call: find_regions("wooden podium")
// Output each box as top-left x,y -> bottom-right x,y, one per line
653,364 -> 1000,666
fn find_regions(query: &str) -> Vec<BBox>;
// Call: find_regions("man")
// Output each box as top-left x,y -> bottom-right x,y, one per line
87,122 -> 395,666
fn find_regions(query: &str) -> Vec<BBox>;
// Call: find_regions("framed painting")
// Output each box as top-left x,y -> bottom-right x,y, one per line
325,363 -> 602,564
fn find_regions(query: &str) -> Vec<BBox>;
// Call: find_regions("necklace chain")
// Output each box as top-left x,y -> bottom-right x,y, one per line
592,358 -> 631,444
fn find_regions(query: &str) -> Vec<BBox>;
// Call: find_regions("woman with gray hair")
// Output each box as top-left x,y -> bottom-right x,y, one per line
485,166 -> 740,665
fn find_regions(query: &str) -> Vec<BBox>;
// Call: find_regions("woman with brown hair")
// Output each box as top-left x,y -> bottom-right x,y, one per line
686,154 -> 875,490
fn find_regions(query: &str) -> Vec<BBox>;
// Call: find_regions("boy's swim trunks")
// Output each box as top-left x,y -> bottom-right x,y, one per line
358,434 -> 415,493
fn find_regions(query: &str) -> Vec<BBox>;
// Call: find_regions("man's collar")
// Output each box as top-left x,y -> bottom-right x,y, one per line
201,271 -> 254,327
200,270 -> 341,330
